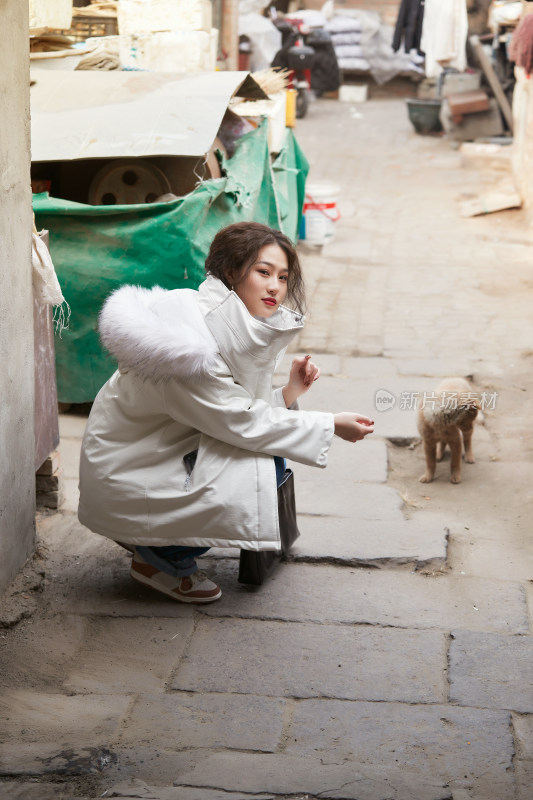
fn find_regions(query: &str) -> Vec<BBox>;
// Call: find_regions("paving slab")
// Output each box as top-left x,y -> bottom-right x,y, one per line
119,692 -> 285,752
0,783 -> 89,800
0,614 -> 87,691
513,712 -> 533,758
105,778 -> 276,800
449,631 -> 533,712
201,561 -> 529,634
171,749 -> 499,800
338,356 -> 400,379
287,699 -> 514,797
60,477 -> 80,512
320,237 -> 381,264
0,690 -> 130,743
274,351 -> 343,377
0,692 -> 130,774
449,521 -> 533,582
98,748 -> 280,791
523,578 -> 533,621
278,355 -> 400,380
516,759 -> 533,800
57,436 -> 83,479
391,358 -> 476,378
290,514 -> 448,569
171,618 -> 447,703
0,742 -> 119,778
58,413 -> 89,440
291,478 -> 405,519
299,375 -> 434,440
64,617 -> 193,694
164,698 -> 516,798
38,511 -> 122,558
36,520 -> 193,618
293,435 -> 388,484
43,553 -> 195,618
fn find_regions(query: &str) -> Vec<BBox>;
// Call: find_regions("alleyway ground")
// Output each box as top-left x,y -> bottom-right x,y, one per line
1,93 -> 533,800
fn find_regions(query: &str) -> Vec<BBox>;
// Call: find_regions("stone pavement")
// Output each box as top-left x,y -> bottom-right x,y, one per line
1,95 -> 533,800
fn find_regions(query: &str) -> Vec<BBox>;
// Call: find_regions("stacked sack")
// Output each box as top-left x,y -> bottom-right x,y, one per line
116,0 -> 217,71
325,15 -> 370,73
326,11 -> 424,85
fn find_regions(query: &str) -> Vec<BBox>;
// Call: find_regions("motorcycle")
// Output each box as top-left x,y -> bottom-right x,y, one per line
271,15 -> 341,119
271,17 -> 316,119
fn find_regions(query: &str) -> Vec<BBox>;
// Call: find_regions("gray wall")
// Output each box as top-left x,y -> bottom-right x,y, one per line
0,0 -> 35,595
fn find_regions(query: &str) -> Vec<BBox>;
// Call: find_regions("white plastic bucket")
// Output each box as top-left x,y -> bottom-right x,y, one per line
301,182 -> 341,246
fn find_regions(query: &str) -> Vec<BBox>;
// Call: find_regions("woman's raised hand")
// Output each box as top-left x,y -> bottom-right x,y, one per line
282,355 -> 320,407
334,413 -> 374,442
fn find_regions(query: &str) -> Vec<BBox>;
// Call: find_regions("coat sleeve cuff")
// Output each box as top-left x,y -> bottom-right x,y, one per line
271,386 -> 300,410
271,386 -> 285,408
316,413 -> 335,467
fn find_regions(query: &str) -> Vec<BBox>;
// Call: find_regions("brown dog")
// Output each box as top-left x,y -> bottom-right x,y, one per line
417,378 -> 480,484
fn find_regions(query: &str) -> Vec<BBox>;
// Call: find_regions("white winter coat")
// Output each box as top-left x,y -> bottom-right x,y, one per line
78,275 -> 335,550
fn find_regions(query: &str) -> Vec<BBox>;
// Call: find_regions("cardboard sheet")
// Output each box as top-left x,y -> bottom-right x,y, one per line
30,70 -> 266,162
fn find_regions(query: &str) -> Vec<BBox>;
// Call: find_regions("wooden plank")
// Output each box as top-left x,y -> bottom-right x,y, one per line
447,90 -> 490,117
459,179 -> 521,217
469,34 -> 514,133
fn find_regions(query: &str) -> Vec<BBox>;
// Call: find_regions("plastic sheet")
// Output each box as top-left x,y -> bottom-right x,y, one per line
327,11 -> 421,83
238,13 -> 282,71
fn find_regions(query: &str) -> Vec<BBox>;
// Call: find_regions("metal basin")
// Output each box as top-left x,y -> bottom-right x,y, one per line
406,98 -> 443,134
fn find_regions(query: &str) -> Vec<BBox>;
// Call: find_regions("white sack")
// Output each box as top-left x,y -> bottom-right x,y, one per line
32,231 -> 70,332
238,13 -> 282,71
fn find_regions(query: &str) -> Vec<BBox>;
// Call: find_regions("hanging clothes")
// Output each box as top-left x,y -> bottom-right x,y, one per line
392,0 -> 425,55
509,14 -> 533,78
421,0 -> 468,78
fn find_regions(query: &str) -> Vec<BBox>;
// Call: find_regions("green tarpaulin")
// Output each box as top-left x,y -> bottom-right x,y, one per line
33,123 -> 309,403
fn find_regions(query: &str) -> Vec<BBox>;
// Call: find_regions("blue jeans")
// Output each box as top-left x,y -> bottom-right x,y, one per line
136,545 -> 210,578
138,457 -> 286,578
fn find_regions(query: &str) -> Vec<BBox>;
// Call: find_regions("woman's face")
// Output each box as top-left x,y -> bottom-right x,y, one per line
233,243 -> 289,318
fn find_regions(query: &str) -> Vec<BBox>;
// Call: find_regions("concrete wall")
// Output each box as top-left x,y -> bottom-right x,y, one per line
0,0 -> 35,595
29,0 -> 72,29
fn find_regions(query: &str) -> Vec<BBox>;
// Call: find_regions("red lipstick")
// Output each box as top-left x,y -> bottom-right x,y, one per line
262,298 -> 276,306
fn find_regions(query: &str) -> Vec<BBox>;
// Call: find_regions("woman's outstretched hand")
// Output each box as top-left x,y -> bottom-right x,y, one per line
334,413 -> 374,442
282,355 -> 320,407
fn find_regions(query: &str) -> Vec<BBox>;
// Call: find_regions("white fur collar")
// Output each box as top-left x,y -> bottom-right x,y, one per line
98,285 -> 219,382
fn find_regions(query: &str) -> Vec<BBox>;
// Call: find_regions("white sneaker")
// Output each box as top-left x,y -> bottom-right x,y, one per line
130,552 -> 221,603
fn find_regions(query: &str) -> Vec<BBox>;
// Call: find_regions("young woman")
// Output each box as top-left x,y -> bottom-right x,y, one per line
78,222 -> 374,603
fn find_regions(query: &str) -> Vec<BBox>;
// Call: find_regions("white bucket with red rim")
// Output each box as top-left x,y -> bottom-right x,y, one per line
301,182 -> 341,245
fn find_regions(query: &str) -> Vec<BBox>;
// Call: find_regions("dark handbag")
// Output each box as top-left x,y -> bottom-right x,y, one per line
238,468 -> 300,586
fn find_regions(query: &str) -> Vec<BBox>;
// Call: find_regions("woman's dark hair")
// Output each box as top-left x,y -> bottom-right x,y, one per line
205,222 -> 306,314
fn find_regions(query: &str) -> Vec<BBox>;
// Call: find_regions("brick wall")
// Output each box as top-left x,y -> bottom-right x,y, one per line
333,1 -> 402,27
302,1 -> 402,27
304,1 -> 495,30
